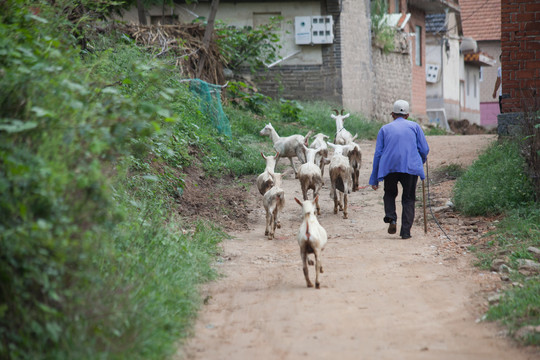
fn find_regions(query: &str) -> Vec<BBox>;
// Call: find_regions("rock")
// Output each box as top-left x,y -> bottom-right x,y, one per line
527,246 -> 540,261
514,325 -> 540,341
445,200 -> 454,207
491,258 -> 507,272
488,293 -> 502,304
517,259 -> 540,274
499,264 -> 512,274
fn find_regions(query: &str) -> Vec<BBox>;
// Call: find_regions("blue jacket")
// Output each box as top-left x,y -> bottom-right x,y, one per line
369,117 -> 430,185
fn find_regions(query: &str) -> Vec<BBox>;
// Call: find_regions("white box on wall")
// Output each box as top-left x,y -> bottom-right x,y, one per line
294,15 -> 334,45
294,16 -> 312,45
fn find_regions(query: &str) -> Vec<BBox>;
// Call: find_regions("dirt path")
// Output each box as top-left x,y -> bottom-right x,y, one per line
177,134 -> 538,360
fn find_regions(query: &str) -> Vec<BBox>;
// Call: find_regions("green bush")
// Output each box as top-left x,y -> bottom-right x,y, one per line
452,140 -> 535,216
0,3 -> 229,358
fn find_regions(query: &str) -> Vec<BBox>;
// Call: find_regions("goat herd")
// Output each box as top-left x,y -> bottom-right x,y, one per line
256,110 -> 363,289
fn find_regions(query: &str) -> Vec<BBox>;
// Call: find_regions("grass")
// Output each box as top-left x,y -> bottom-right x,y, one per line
452,140 -> 539,346
452,140 -> 535,216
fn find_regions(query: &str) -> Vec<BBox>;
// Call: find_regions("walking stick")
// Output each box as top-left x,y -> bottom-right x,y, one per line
422,160 -> 429,234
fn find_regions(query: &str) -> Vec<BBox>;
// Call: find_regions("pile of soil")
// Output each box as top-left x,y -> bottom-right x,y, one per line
448,119 -> 496,135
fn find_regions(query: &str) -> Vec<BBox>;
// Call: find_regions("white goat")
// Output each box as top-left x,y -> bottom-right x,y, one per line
331,109 -> 358,145
297,145 -> 323,215
327,142 -> 353,219
263,171 -> 286,240
259,123 -> 308,179
256,151 -> 279,195
295,196 -> 328,289
308,133 -> 330,179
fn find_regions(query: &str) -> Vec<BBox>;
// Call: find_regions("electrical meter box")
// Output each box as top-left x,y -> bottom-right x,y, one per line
295,15 -> 334,45
294,16 -> 312,45
426,64 -> 440,83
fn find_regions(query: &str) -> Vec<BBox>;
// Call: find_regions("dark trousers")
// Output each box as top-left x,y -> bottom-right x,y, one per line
383,172 -> 418,237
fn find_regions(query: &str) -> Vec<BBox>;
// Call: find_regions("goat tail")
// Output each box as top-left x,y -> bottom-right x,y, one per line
305,221 -> 310,241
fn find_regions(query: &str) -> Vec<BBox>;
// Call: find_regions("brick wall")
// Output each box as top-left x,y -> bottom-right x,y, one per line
500,0 -> 540,114
250,2 -> 343,104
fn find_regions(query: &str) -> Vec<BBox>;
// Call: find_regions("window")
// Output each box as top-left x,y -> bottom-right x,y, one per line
415,25 -> 422,66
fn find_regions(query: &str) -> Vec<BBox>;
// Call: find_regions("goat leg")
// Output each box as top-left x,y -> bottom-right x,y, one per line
314,249 -> 322,289
343,194 -> 348,219
301,249 -> 313,288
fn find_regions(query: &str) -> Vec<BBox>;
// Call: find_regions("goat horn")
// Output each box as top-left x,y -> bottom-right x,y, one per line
341,109 -> 345,115
332,109 -> 339,115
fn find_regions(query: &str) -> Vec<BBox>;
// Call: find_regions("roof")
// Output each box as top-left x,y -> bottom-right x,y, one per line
425,13 -> 447,34
460,0 -> 500,41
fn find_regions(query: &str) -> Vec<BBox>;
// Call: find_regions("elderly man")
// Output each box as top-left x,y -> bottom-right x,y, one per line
369,100 -> 430,239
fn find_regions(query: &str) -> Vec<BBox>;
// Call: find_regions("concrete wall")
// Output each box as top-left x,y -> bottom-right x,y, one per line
339,0 -> 373,117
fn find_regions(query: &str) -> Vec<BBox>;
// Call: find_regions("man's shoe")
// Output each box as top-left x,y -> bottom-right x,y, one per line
388,221 -> 397,234
401,234 -> 411,239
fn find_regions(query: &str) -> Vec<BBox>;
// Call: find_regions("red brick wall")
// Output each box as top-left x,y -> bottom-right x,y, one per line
500,0 -> 540,113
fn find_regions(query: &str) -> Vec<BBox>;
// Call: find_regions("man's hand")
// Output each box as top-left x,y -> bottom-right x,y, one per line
372,185 -> 379,191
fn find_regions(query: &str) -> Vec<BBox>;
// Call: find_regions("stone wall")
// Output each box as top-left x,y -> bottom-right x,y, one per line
371,33 -> 412,122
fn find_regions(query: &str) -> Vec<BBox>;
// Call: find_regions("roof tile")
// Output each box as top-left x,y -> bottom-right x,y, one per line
460,0 -> 501,41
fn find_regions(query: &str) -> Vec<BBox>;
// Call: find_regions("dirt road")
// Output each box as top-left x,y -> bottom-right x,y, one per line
177,134 -> 538,360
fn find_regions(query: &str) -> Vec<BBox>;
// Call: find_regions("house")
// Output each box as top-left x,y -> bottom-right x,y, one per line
118,0 -> 462,123
460,0 -> 501,129
424,5 -> 495,129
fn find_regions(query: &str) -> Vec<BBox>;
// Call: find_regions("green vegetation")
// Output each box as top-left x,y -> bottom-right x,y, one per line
453,141 -> 534,216
370,0 -> 396,53
0,2 -> 379,358
452,140 -> 539,345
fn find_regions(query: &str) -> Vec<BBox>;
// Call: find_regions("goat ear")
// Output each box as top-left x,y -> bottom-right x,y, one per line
295,197 -> 303,206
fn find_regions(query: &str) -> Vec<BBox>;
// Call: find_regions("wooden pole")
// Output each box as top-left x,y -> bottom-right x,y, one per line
422,179 -> 427,234
422,160 -> 429,234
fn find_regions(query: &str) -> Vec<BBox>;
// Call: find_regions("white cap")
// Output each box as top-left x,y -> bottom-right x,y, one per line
393,100 -> 409,115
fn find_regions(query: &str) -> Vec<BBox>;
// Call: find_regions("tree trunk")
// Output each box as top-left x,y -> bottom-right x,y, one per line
137,0 -> 147,25
196,0 -> 220,79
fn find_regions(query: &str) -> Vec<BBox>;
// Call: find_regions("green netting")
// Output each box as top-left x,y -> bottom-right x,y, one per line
189,79 -> 232,138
